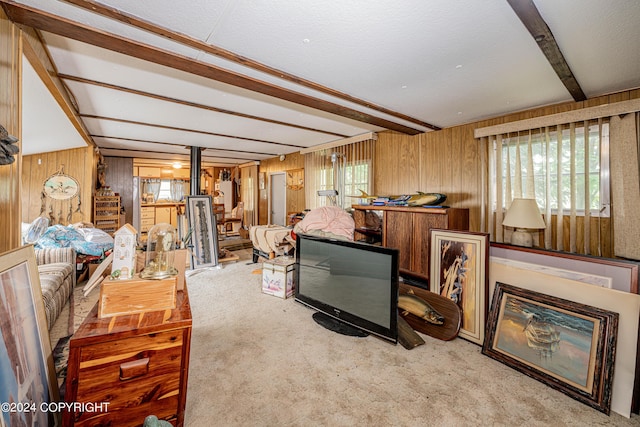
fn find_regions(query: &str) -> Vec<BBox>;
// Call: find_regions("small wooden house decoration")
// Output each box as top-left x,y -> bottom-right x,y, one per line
111,223 -> 138,279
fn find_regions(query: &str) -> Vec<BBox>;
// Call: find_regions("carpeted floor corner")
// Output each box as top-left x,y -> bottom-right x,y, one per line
183,249 -> 638,426
48,248 -> 638,425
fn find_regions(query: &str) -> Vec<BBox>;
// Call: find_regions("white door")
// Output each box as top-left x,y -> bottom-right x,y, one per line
269,173 -> 286,226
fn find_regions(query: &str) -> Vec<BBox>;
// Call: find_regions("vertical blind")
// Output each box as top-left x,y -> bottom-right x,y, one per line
485,119 -> 610,255
304,138 -> 376,210
239,163 -> 258,227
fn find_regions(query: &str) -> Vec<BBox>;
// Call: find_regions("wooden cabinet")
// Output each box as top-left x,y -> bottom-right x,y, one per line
64,290 -> 192,426
173,168 -> 190,179
352,205 -> 469,281
138,166 -> 161,178
156,206 -> 178,227
140,206 -> 155,233
94,196 -> 121,236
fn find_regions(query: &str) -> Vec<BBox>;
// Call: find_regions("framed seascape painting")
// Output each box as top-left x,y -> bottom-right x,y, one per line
0,245 -> 60,426
488,255 -> 640,417
186,195 -> 219,269
483,282 -> 618,415
429,229 -> 489,344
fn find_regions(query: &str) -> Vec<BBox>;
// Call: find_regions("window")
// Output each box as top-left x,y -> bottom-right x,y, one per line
485,118 -> 611,254
494,121 -> 609,216
304,137 -> 376,210
313,159 -> 372,207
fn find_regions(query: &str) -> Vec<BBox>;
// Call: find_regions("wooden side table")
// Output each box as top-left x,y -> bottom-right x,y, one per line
64,289 -> 192,426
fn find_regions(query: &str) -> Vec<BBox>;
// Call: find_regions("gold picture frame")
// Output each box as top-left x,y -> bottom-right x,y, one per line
429,229 -> 489,344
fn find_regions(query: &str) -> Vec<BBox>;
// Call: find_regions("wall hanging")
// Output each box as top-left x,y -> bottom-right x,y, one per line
41,165 -> 82,225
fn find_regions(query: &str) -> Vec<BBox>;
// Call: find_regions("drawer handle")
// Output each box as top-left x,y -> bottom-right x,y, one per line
119,357 -> 149,381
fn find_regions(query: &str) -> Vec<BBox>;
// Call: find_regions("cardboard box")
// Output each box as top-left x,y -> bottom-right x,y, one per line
262,256 -> 296,299
98,275 -> 177,318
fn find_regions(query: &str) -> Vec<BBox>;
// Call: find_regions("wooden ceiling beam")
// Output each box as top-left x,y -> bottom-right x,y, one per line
1,1 -> 428,135
80,114 -> 307,148
92,135 -> 278,157
100,147 -> 252,164
62,0 -> 439,131
507,0 -> 586,102
59,73 -> 348,138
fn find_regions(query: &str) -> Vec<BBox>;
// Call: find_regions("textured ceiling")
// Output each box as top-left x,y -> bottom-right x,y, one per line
10,0 -> 640,167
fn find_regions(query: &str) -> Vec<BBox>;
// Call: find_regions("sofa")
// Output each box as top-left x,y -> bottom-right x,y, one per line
34,247 -> 76,330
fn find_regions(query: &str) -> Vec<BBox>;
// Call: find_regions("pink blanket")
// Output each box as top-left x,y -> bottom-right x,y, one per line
293,206 -> 355,241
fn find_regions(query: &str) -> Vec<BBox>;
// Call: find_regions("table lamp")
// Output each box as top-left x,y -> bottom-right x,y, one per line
502,198 -> 546,247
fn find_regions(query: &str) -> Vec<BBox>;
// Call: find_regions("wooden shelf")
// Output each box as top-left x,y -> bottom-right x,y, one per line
94,195 -> 120,236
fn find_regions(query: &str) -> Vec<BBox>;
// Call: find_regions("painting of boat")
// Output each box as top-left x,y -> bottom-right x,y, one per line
494,294 -> 596,389
483,282 -> 619,415
523,314 -> 561,358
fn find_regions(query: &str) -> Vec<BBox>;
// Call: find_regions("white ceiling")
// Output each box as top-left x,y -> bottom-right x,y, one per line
9,0 -> 640,166
21,53 -> 87,155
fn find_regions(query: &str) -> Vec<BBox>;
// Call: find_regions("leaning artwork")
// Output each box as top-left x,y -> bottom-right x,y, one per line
429,229 -> 488,344
483,282 -> 618,415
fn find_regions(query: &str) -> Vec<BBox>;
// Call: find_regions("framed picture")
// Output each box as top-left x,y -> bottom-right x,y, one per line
43,172 -> 79,200
0,245 -> 60,426
483,282 -> 618,415
186,195 -> 219,269
489,254 -> 640,418
490,243 -> 639,293
429,229 -> 489,344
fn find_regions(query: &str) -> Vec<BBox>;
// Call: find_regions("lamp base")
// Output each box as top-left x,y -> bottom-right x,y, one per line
511,229 -> 533,247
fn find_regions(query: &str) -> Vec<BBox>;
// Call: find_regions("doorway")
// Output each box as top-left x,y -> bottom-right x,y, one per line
269,172 -> 286,226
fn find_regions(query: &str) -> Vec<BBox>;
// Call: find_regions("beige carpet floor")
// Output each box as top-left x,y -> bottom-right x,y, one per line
51,249 -> 639,426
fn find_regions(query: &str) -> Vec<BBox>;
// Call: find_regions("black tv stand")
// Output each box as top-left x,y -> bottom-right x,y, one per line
312,312 -> 369,338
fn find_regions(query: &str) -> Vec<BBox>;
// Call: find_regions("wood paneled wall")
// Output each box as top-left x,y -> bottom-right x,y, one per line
0,10 -> 21,253
258,152 -> 305,224
22,147 -> 96,225
256,89 -> 639,258
105,156 -> 133,226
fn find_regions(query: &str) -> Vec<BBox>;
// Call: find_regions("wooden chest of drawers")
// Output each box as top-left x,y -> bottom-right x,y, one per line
140,207 -> 156,233
64,289 -> 192,426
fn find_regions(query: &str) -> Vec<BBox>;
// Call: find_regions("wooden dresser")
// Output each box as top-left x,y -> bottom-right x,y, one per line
64,290 -> 192,426
352,205 -> 469,281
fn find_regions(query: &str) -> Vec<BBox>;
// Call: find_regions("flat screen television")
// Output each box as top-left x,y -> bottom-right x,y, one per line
294,234 -> 399,344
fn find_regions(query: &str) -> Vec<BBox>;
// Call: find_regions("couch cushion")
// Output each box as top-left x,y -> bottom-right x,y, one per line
38,262 -> 74,280
38,262 -> 74,329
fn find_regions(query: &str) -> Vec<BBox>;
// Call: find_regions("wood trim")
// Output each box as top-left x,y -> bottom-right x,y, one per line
99,147 -> 261,162
299,132 -> 377,154
59,73 -> 348,138
0,8 -> 21,252
475,98 -> 640,137
2,1 -> 426,135
93,135 -> 276,156
62,0 -> 440,131
80,114 -> 306,148
507,0 -> 586,102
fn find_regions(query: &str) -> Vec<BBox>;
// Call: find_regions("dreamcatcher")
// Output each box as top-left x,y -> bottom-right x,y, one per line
41,165 -> 82,225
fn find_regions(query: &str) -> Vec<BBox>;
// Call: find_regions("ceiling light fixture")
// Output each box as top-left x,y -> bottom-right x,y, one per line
172,161 -> 183,169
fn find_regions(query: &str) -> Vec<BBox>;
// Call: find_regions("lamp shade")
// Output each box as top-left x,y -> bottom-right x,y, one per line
502,198 -> 546,229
